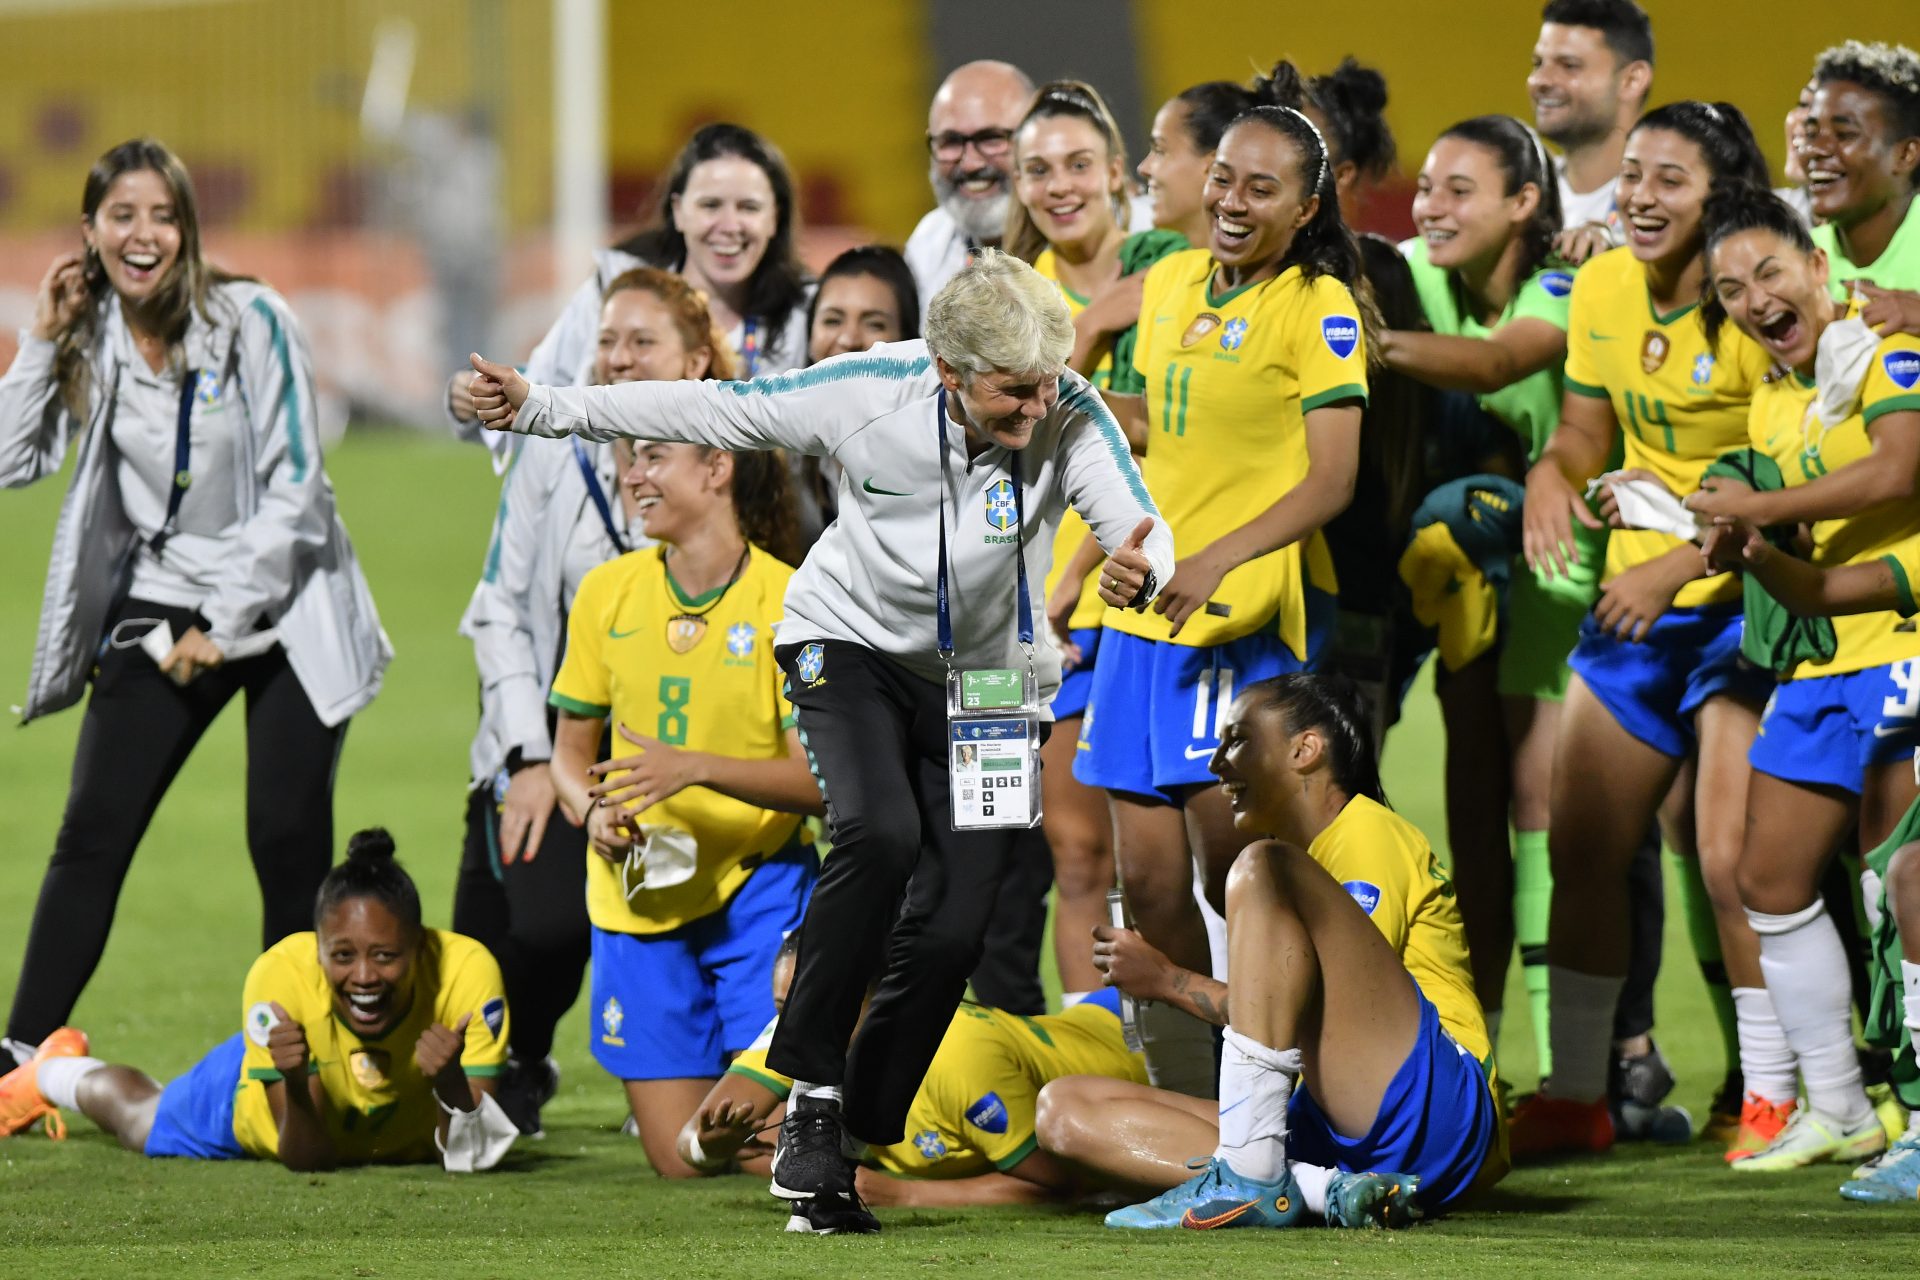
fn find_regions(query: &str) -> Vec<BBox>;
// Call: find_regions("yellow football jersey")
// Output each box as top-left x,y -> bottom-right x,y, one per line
729,999 -> 1146,1178
1034,248 -> 1114,633
1563,248 -> 1770,608
551,545 -> 802,935
1308,796 -> 1495,1084
1116,250 -> 1366,653
233,930 -> 508,1163
1749,318 -> 1920,678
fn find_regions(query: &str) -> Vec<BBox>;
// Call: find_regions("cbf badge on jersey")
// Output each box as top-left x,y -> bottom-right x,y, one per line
947,667 -> 1042,831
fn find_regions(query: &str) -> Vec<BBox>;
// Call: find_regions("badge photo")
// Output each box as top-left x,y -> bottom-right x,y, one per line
1640,330 -> 1670,375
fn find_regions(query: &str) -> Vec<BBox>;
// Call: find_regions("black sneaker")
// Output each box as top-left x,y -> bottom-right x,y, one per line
770,1094 -> 855,1200
495,1056 -> 561,1137
1609,1039 -> 1676,1108
785,1190 -> 881,1235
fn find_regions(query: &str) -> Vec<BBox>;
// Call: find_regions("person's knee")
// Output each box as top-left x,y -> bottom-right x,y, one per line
1034,1076 -> 1098,1159
825,803 -> 920,875
1225,840 -> 1298,916
1884,843 -> 1920,916
1735,853 -> 1817,918
1047,827 -> 1114,897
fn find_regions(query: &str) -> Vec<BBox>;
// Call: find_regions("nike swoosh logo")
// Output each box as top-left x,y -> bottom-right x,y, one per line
1183,1200 -> 1260,1229
1587,331 -> 1616,341
1183,745 -> 1216,760
1873,722 -> 1912,738
1217,1097 -> 1247,1117
862,477 -> 913,497
608,627 -> 642,640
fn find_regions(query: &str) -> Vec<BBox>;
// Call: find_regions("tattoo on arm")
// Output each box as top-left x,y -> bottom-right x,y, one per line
1169,969 -> 1231,1026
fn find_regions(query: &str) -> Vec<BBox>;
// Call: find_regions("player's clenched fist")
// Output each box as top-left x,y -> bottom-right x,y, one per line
265,1001 -> 311,1077
414,1013 -> 473,1082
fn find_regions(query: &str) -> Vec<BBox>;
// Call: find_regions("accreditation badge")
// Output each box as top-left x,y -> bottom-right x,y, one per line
947,667 -> 1042,831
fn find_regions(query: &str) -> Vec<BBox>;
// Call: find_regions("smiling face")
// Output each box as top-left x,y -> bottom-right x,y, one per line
809,271 -> 905,363
1139,99 -> 1214,233
84,168 -> 183,308
623,441 -> 731,544
936,359 -> 1059,450
1617,128 -> 1713,267
1801,80 -> 1920,227
1415,135 -> 1535,271
927,66 -> 1029,243
1529,22 -> 1626,149
671,156 -> 778,292
1207,691 -> 1314,837
595,286 -> 709,386
1014,113 -> 1122,256
1204,121 -> 1318,274
319,896 -> 417,1039
1709,227 -> 1832,372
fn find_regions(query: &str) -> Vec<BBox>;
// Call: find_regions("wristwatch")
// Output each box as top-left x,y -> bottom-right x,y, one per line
504,747 -> 549,775
1126,569 -> 1158,612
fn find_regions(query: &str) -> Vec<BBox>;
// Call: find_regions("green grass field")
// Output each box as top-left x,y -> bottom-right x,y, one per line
1,431 -> 1914,1277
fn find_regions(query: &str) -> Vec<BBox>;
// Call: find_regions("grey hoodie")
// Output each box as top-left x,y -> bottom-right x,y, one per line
502,340 -> 1173,699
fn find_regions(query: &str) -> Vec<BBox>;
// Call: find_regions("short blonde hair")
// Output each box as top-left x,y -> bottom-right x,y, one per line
922,248 -> 1074,379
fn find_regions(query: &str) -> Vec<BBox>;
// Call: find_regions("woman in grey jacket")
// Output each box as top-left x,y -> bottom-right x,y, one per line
0,139 -> 389,1067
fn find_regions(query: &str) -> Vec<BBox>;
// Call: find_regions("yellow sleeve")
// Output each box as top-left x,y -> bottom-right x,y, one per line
1296,275 -> 1369,412
725,1017 -> 793,1098
1864,336 -> 1920,426
1562,267 -> 1607,399
239,948 -> 309,1084
933,1037 -> 1040,1172
549,560 -> 614,716
438,937 -> 509,1077
1319,831 -> 1414,954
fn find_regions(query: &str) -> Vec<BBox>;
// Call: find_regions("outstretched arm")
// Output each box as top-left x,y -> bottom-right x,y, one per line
1378,317 -> 1566,395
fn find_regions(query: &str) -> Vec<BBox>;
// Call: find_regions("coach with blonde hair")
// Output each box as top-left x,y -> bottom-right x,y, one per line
469,249 -> 1170,1232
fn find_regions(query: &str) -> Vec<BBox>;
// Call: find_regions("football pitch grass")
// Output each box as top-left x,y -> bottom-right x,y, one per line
1,431 -> 1913,1276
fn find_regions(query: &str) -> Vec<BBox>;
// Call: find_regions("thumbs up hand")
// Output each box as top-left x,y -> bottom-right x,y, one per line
468,354 -> 529,430
1096,516 -> 1155,610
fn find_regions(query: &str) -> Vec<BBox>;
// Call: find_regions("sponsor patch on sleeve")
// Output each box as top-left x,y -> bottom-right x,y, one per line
481,997 -> 506,1040
245,1001 -> 279,1047
1884,349 -> 1920,391
1342,880 -> 1382,915
1321,315 -> 1360,360
1539,270 -> 1574,298
965,1091 -> 1010,1134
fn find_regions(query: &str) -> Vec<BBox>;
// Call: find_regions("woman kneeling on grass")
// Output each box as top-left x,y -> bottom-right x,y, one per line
0,830 -> 517,1172
1035,673 -> 1507,1229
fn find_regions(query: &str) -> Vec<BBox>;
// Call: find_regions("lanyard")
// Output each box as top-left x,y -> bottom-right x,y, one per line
571,439 -> 629,554
933,387 -> 1033,661
739,317 -> 761,378
150,369 -> 197,555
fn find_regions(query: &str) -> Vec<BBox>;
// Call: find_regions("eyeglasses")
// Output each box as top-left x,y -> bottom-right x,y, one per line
927,128 -> 1014,162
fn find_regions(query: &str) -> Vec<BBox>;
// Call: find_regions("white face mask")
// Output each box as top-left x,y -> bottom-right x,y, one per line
619,824 -> 701,897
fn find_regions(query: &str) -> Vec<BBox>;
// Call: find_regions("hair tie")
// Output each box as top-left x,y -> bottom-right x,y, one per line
1280,106 -> 1330,193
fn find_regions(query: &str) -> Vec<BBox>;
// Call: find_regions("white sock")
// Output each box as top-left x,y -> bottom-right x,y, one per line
791,1080 -> 841,1106
1485,1008 -> 1503,1056
35,1056 -> 105,1109
1291,1160 -> 1333,1216
1902,960 -> 1920,1042
1731,986 -> 1798,1105
1061,991 -> 1092,1008
1,1038 -> 34,1069
1545,966 -> 1624,1102
1750,903 -> 1872,1127
1213,1026 -> 1299,1183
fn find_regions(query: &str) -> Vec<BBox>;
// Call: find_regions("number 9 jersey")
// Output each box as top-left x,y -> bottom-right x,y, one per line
549,544 -> 801,935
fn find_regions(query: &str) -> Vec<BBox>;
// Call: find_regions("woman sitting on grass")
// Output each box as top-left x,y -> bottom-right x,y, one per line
0,830 -> 517,1172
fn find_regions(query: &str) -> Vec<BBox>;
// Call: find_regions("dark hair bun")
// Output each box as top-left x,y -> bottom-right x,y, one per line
1251,59 -> 1308,111
1322,59 -> 1388,115
345,827 -> 397,864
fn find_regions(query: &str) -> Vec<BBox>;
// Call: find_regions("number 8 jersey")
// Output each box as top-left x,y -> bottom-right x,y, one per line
550,544 -> 801,935
1114,249 -> 1368,655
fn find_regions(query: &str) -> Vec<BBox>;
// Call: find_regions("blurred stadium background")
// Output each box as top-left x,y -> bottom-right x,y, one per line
0,0 -> 1896,438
